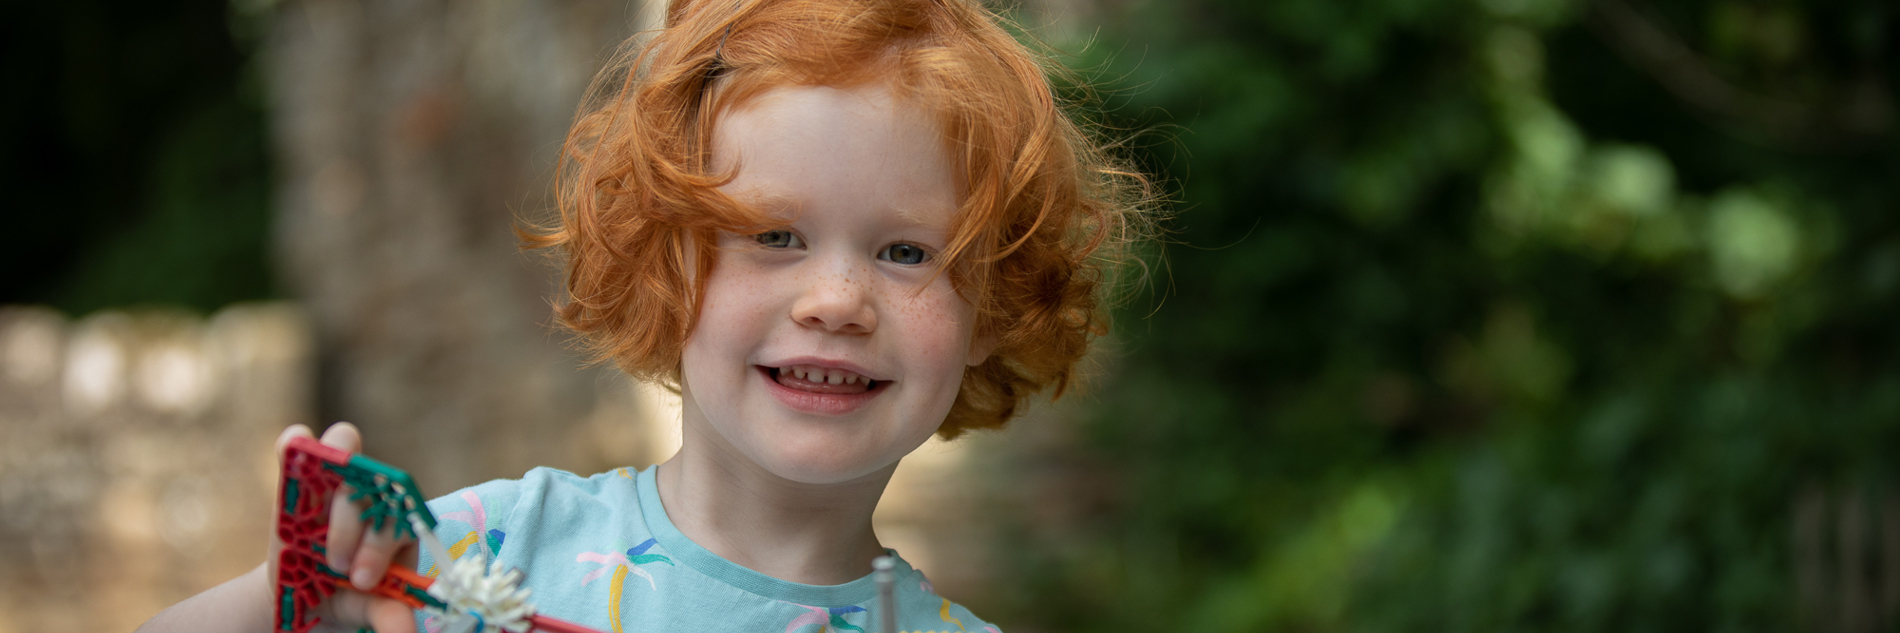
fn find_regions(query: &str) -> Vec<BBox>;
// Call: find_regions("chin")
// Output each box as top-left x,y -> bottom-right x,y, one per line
740,424 -> 916,486
751,443 -> 895,485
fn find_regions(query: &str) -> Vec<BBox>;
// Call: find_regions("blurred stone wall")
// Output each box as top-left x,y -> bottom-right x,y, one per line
0,304 -> 310,633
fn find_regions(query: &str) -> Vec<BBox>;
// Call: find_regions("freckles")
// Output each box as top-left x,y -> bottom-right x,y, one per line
887,284 -> 975,352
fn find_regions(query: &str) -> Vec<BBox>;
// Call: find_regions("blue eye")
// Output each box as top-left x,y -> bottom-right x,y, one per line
880,243 -> 930,265
753,230 -> 803,249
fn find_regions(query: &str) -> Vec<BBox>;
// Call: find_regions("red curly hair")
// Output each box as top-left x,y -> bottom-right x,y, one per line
523,0 -> 1155,438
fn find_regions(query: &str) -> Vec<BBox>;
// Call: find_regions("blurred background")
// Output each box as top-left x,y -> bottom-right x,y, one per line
0,0 -> 1894,631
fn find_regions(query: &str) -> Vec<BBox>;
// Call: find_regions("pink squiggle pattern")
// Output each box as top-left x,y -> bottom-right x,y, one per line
576,552 -> 623,585
437,491 -> 487,534
784,605 -> 828,633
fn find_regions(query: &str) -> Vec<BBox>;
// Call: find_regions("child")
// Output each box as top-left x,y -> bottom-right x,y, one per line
140,0 -> 1151,630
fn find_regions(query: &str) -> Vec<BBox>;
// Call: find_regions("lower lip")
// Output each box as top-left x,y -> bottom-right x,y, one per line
758,366 -> 885,415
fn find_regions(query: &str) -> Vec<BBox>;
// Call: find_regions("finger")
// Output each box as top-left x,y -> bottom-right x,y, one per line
323,588 -> 373,629
351,517 -> 405,591
319,421 -> 363,454
366,596 -> 420,633
275,424 -> 314,461
320,422 -> 372,576
328,484 -> 365,574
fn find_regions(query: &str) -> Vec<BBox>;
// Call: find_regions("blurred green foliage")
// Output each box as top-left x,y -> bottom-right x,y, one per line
1000,0 -> 1900,630
1,0 -> 274,315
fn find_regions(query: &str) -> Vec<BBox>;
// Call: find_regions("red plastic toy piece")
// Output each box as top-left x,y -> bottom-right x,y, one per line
276,436 -> 361,633
272,435 -> 607,633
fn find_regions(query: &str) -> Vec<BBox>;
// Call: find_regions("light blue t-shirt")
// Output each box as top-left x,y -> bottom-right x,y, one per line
413,465 -> 998,633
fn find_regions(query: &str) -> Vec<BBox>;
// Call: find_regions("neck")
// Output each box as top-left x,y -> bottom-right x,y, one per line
655,407 -> 892,586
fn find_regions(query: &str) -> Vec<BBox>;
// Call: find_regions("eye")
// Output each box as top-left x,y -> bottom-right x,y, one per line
752,229 -> 803,249
879,243 -> 931,265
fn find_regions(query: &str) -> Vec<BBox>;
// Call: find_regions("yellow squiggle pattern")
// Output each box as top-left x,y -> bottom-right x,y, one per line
423,531 -> 483,577
608,565 -> 628,633
939,599 -> 964,631
447,532 -> 480,559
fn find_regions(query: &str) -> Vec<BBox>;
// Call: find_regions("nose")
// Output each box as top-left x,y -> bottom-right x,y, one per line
789,260 -> 877,335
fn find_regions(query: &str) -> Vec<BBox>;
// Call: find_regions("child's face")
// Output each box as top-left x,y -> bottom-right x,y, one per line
677,81 -> 991,485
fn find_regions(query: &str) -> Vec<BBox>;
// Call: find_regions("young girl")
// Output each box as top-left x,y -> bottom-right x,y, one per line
142,0 -> 1151,630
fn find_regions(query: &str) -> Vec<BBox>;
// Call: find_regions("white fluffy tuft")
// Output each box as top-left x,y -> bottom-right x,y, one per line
427,555 -> 537,633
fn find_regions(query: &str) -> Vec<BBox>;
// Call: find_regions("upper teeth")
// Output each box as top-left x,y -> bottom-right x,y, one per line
785,365 -> 868,385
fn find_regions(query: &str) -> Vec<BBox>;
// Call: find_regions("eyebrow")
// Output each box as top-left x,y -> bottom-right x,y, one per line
892,206 -> 956,231
726,189 -> 956,235
726,191 -> 802,219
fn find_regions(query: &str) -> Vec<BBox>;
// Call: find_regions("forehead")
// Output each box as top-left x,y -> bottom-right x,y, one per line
710,82 -> 959,225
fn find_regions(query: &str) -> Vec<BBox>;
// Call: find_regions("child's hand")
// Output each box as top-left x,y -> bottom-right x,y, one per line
270,423 -> 420,633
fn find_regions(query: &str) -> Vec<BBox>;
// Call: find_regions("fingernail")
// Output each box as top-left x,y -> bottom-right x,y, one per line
352,567 -> 376,589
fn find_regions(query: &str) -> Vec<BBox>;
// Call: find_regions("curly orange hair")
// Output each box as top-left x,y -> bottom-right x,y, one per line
523,0 -> 1156,438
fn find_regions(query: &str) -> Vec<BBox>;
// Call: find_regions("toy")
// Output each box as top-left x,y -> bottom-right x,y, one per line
272,436 -> 604,633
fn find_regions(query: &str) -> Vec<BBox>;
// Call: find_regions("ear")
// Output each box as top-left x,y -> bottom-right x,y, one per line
966,329 -> 998,367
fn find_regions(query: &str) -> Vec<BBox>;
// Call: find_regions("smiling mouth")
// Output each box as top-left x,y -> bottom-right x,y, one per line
768,364 -> 880,395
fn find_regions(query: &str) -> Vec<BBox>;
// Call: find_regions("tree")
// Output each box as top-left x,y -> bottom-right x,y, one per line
994,0 -> 1900,630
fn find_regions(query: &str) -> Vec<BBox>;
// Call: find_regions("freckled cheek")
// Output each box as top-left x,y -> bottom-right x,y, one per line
889,286 -> 978,371
689,264 -> 782,356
